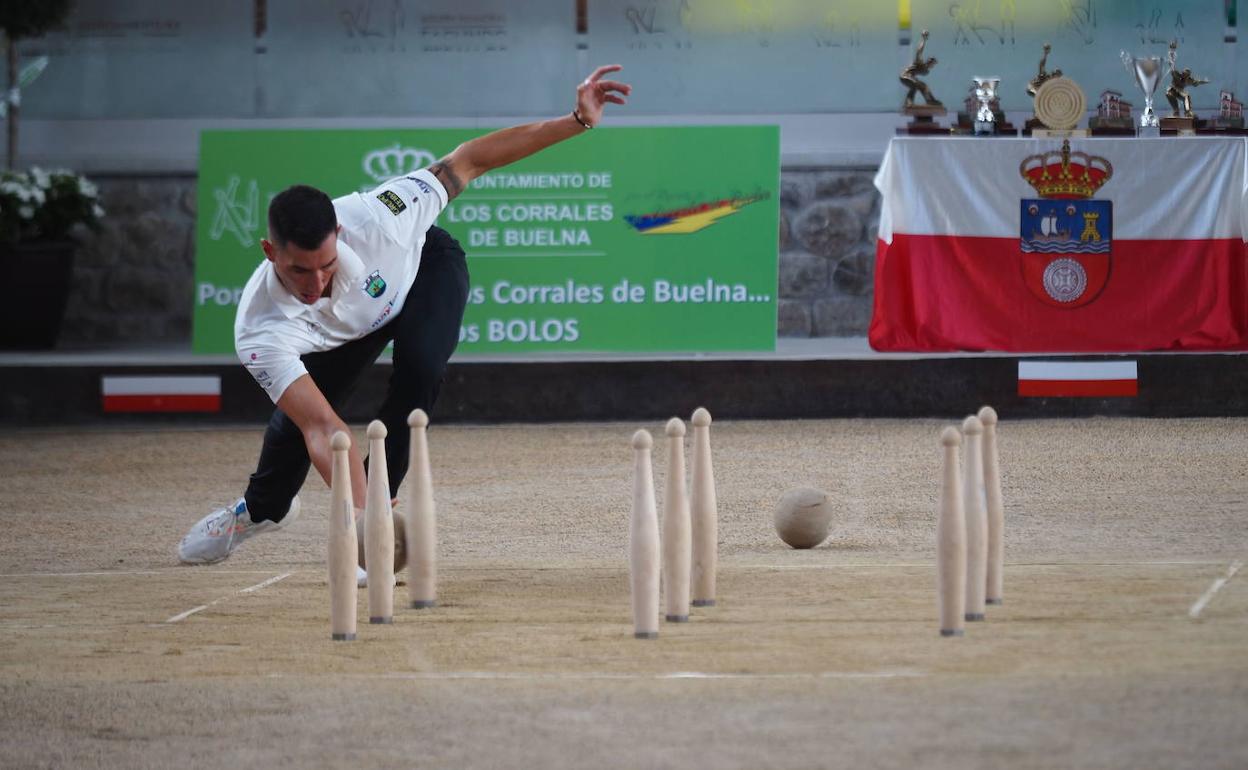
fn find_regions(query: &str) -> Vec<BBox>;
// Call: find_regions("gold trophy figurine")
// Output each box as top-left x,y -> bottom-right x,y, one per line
1026,43 -> 1062,98
900,30 -> 942,108
1025,43 -> 1065,131
898,30 -> 948,134
1163,40 -> 1209,127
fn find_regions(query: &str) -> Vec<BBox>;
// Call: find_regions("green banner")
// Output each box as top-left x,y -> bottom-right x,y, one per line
193,126 -> 779,355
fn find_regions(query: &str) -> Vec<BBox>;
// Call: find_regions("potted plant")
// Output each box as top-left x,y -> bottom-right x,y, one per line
0,168 -> 103,348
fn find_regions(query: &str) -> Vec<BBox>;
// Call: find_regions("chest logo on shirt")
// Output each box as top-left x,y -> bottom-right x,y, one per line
363,270 -> 388,298
376,189 -> 407,216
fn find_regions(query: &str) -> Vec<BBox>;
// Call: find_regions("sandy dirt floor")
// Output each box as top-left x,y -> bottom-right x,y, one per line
0,417 -> 1245,769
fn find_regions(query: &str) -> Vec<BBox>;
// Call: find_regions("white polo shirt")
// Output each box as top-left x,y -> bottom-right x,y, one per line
235,170 -> 448,403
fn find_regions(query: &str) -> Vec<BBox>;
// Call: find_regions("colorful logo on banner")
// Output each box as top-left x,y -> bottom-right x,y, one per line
624,194 -> 769,235
1018,141 -> 1114,308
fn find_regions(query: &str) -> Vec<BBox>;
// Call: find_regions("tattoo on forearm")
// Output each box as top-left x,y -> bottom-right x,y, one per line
429,158 -> 465,200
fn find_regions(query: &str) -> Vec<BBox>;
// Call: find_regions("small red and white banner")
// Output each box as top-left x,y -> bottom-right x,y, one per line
101,375 -> 222,413
1017,361 -> 1138,398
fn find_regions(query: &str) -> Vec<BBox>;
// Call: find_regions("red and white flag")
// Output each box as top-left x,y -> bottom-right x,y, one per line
101,375 -> 222,413
1017,361 -> 1138,397
870,137 -> 1248,352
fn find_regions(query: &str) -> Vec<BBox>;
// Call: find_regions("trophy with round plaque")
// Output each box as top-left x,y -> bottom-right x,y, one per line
1031,77 -> 1089,137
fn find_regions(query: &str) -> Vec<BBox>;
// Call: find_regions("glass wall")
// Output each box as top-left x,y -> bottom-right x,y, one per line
16,0 -> 1242,118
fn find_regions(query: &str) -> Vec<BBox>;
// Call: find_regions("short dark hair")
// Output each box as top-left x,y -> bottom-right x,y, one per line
267,185 -> 337,250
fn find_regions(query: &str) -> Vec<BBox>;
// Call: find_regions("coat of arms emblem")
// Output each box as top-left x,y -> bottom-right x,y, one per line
1019,141 -> 1113,308
363,270 -> 387,298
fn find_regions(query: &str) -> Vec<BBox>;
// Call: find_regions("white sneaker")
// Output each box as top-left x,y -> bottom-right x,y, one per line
356,564 -> 396,589
177,496 -> 301,565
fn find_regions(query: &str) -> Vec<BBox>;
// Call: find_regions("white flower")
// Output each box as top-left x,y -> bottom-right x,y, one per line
0,168 -> 103,239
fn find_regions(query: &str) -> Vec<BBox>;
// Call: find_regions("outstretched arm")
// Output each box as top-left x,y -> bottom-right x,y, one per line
276,375 -> 367,511
914,30 -> 929,63
428,65 -> 631,200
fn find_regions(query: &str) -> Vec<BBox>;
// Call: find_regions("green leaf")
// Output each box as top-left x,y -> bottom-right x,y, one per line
18,56 -> 48,89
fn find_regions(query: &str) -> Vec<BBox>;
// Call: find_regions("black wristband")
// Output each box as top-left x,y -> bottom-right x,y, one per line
572,110 -> 593,129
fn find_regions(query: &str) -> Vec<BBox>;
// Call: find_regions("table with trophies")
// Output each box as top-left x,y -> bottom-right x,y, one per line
873,35 -> 1248,353
898,33 -> 1245,138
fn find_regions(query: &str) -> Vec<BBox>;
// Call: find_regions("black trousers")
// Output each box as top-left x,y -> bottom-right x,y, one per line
243,226 -> 468,522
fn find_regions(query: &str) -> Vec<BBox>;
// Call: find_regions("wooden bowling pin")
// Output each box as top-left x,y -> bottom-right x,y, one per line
328,431 -> 357,641
961,415 -> 987,622
364,420 -> 394,624
406,409 -> 437,609
936,426 -> 966,637
630,429 -> 660,639
978,406 -> 1004,606
689,407 -> 718,607
662,418 -> 691,623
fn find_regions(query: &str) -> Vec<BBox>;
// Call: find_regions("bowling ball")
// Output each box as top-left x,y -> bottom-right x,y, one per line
773,487 -> 834,549
357,509 -> 407,574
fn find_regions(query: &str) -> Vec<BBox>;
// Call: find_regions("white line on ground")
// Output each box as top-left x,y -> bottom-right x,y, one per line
337,561 -> 1225,573
164,571 -> 294,624
1188,560 -> 1243,619
0,569 -> 282,578
269,670 -> 924,682
239,572 -> 294,594
732,561 -> 1224,570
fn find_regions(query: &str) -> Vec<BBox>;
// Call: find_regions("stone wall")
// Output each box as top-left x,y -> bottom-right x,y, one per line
62,175 -> 197,347
59,169 -> 881,346
777,169 -> 879,337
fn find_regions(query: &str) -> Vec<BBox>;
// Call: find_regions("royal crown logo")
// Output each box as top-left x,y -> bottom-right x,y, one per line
1019,140 -> 1113,199
362,144 -> 437,183
1018,140 -> 1114,309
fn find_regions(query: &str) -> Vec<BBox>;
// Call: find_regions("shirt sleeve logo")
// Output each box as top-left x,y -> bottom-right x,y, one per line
405,175 -> 434,195
376,189 -> 407,216
363,270 -> 388,298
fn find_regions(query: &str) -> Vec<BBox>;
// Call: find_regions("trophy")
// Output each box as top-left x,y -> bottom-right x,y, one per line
898,30 -> 948,134
1088,90 -> 1135,135
1024,43 -> 1088,136
1212,90 -> 1245,130
955,77 -> 1013,135
1031,76 -> 1087,137
1027,44 -> 1061,95
973,77 -> 1001,135
1024,43 -> 1062,131
1121,51 -> 1163,136
1161,40 -> 1209,133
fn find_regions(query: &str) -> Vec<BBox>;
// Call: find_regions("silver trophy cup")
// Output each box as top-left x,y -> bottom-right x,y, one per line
1121,52 -> 1162,132
973,77 -> 1001,135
